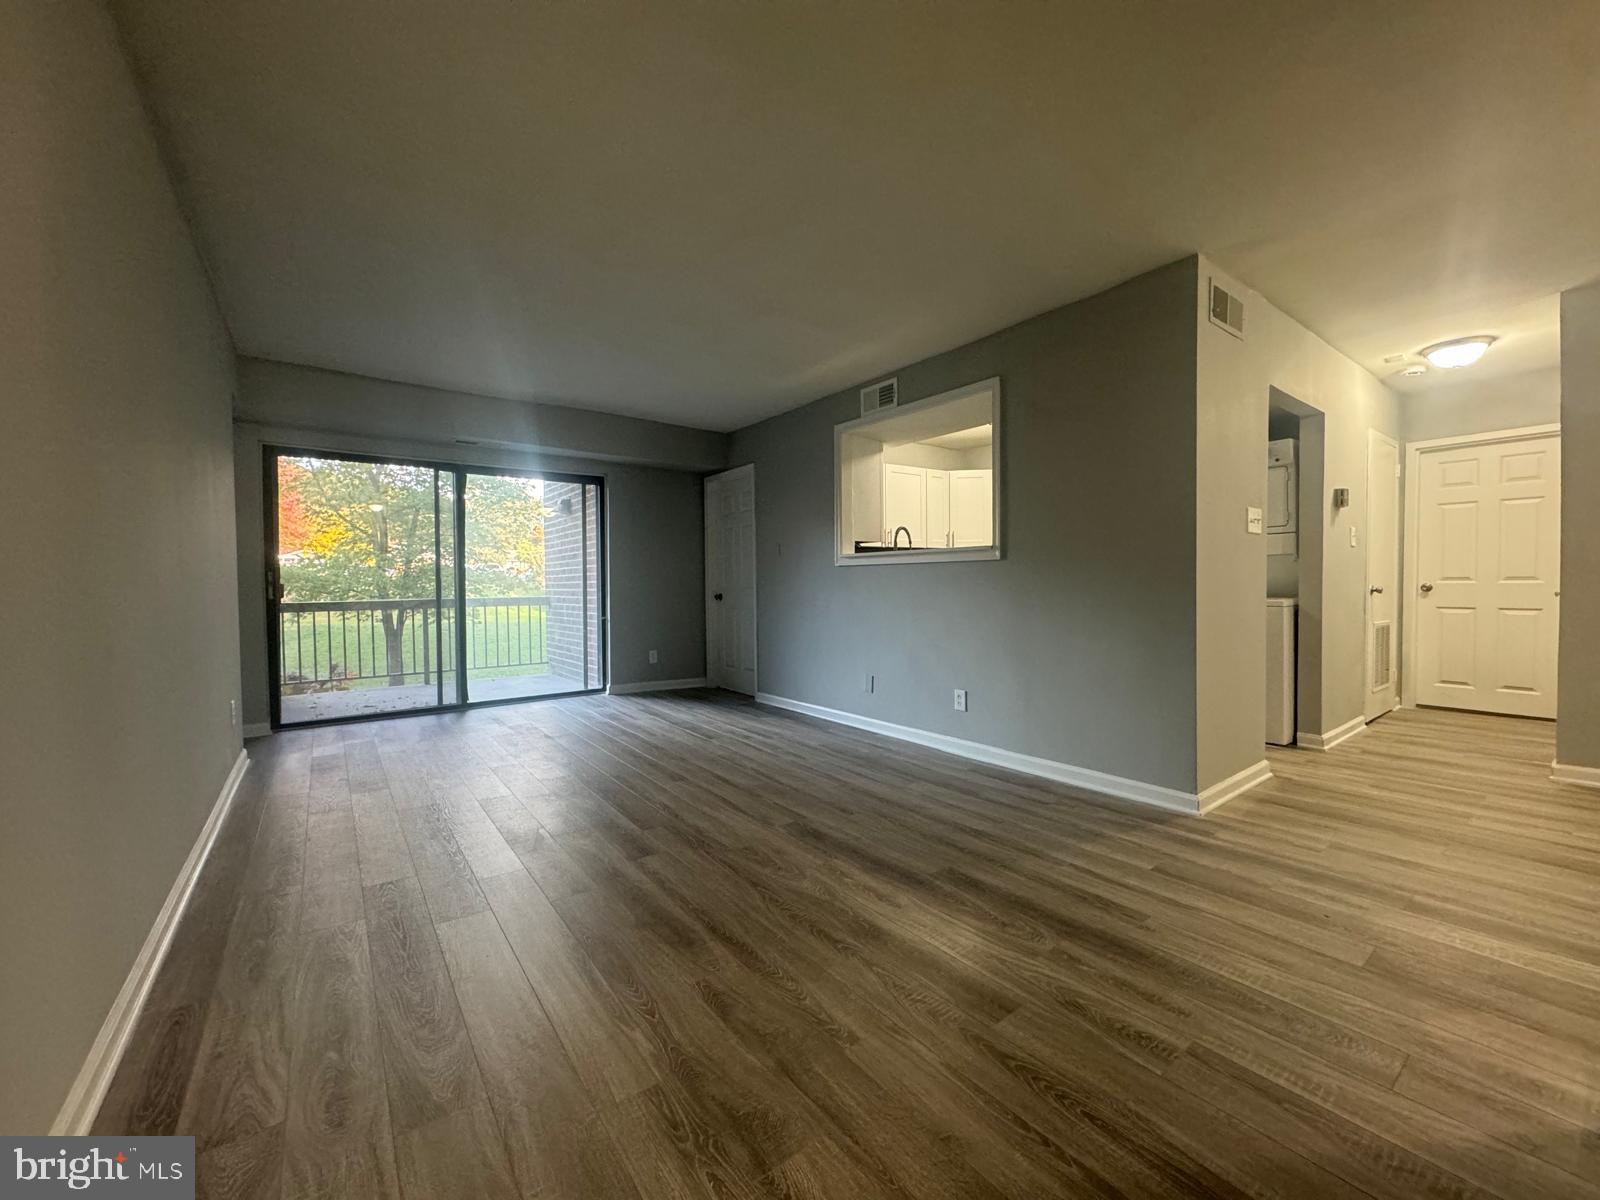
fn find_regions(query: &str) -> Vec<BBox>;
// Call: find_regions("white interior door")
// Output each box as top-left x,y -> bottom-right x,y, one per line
705,466 -> 756,695
949,470 -> 993,547
925,469 -> 950,548
1365,431 -> 1400,720
1413,434 -> 1560,717
882,464 -> 926,547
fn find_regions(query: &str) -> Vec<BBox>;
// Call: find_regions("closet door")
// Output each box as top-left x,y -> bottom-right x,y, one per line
882,464 -> 926,546
925,470 -> 950,548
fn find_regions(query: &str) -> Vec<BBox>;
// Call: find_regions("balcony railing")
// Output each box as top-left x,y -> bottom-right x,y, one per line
279,596 -> 548,693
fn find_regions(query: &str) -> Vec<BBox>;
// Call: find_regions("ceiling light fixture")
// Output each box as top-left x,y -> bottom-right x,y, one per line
1421,336 -> 1495,369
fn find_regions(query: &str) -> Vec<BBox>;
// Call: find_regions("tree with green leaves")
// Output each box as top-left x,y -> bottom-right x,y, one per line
277,458 -> 544,685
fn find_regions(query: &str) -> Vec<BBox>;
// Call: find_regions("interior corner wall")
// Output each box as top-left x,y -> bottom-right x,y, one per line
232,366 -> 714,728
1195,258 -> 1400,791
1558,282 -> 1600,770
727,257 -> 1201,795
0,2 -> 242,1131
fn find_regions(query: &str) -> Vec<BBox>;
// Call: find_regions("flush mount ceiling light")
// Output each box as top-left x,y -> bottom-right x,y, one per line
1421,335 -> 1495,369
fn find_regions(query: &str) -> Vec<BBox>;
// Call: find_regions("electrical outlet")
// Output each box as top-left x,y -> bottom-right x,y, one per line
229,699 -> 238,728
953,688 -> 968,713
864,673 -> 875,694
1246,506 -> 1263,534
648,649 -> 659,664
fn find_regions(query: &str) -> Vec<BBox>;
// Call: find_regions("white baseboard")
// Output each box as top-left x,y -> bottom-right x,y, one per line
1296,715 -> 1367,751
50,748 -> 251,1135
1197,759 -> 1272,813
608,677 -> 709,696
755,692 -> 1213,815
1552,761 -> 1600,790
242,722 -> 271,739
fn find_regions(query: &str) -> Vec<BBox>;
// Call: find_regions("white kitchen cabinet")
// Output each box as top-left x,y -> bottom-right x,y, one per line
925,470 -> 950,548
949,469 -> 993,547
882,463 -> 927,547
881,465 -> 991,548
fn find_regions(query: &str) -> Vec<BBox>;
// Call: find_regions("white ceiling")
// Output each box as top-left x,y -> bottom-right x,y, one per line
925,425 -> 994,452
113,1 -> 1600,431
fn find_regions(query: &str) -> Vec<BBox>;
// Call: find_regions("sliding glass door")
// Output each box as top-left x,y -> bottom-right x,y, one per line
269,450 -> 603,727
460,471 -> 604,702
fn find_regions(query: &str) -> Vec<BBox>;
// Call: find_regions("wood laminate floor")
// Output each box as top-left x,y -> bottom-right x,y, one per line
96,693 -> 1600,1199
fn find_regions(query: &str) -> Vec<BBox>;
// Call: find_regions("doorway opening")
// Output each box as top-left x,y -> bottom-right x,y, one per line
267,448 -> 605,727
1264,389 -> 1326,748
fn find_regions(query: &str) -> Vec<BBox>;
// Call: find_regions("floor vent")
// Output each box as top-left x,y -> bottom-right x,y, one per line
1372,622 -> 1393,689
1208,279 -> 1245,339
860,377 -> 898,416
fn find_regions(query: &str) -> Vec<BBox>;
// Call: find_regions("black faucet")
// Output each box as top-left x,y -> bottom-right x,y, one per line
892,525 -> 913,548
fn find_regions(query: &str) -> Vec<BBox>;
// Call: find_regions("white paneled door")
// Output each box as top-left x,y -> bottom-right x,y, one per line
1365,431 -> 1400,721
1412,434 -> 1560,717
705,465 -> 757,695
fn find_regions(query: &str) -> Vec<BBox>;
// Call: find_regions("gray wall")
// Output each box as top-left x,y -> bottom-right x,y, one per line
0,1 -> 242,1131
728,259 -> 1202,793
1558,284 -> 1600,770
236,357 -> 726,472
234,364 -> 711,728
1400,367 -> 1560,444
1196,259 -> 1399,789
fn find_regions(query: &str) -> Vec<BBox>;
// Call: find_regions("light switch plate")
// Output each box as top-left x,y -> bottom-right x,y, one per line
1246,506 -> 1264,534
1349,526 -> 1358,548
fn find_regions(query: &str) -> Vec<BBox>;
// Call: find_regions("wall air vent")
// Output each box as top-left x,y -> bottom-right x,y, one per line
860,377 -> 898,416
1208,279 -> 1245,339
1372,622 -> 1393,689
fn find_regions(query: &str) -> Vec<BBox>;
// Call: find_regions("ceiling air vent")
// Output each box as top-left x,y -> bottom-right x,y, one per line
860,377 -> 898,416
1208,279 -> 1245,339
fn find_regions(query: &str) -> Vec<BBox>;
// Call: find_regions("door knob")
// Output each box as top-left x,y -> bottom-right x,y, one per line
1369,586 -> 1384,595
1419,582 -> 1434,593
713,593 -> 724,601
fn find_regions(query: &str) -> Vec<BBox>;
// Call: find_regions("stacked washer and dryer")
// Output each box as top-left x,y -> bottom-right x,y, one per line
1265,438 -> 1298,746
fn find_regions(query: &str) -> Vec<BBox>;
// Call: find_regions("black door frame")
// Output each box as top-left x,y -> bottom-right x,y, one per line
264,445 -> 608,730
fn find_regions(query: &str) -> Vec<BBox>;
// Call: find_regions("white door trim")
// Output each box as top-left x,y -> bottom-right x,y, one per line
704,463 -> 757,694
1365,429 -> 1401,720
1401,424 -> 1561,708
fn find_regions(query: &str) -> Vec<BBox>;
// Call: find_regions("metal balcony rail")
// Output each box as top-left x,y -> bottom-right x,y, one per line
279,596 -> 548,692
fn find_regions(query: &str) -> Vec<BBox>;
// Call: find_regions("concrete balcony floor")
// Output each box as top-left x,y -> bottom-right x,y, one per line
280,670 -> 589,724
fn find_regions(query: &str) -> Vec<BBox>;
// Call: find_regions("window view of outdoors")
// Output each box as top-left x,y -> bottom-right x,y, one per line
275,454 -> 598,724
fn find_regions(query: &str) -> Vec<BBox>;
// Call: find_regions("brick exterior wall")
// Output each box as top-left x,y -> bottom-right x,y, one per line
544,481 -> 598,686
583,485 -> 600,686
544,482 -> 585,684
